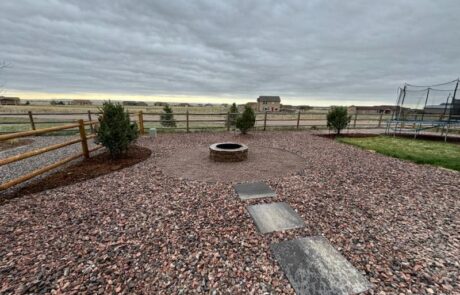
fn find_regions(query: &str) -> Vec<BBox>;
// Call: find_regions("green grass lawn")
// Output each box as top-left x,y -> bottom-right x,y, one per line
337,135 -> 460,171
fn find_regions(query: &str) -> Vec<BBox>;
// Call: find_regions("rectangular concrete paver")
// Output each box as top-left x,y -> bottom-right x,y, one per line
271,236 -> 372,295
247,202 -> 304,234
234,182 -> 276,200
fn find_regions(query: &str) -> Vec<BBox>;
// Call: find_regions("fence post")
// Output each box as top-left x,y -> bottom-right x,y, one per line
87,110 -> 94,133
263,111 -> 267,131
186,110 -> 190,133
226,111 -> 230,131
378,113 -> 383,128
138,111 -> 144,135
353,113 -> 358,128
296,111 -> 301,129
28,111 -> 36,130
78,119 -> 90,159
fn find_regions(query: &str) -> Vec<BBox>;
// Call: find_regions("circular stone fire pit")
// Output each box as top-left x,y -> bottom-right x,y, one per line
209,142 -> 248,162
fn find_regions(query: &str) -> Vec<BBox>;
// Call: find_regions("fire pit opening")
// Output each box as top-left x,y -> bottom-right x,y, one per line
216,143 -> 243,150
209,142 -> 248,162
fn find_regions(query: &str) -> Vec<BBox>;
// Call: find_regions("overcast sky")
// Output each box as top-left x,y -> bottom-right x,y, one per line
0,0 -> 459,105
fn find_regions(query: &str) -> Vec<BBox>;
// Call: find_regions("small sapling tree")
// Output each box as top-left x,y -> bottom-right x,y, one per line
96,101 -> 139,159
160,104 -> 177,127
236,105 -> 256,134
227,102 -> 239,128
327,106 -> 351,135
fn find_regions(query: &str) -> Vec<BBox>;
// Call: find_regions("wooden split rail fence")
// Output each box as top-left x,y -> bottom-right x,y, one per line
135,110 -> 391,134
0,119 -> 101,191
0,110 -> 393,134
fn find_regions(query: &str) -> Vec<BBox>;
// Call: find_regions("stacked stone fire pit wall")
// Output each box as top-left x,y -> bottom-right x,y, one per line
209,143 -> 248,162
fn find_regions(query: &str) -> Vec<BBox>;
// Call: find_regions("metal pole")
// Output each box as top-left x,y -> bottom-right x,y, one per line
448,79 -> 459,123
395,85 -> 407,137
420,88 -> 430,122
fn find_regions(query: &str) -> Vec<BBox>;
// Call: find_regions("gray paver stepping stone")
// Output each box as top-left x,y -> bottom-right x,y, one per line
234,182 -> 276,200
247,202 -> 304,234
271,236 -> 371,295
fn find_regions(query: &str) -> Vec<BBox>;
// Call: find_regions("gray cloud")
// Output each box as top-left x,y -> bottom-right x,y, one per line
0,0 -> 459,104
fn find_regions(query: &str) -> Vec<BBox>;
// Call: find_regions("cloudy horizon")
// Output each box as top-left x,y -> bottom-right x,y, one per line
0,0 -> 459,106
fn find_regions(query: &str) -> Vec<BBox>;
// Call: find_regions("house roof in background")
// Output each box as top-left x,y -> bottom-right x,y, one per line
257,96 -> 281,102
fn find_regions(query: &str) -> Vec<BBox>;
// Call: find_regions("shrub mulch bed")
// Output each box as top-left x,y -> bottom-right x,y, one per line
0,132 -> 459,294
2,145 -> 151,203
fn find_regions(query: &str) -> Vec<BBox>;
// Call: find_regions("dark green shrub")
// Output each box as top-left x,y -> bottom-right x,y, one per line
96,101 -> 139,159
160,104 -> 176,127
236,105 -> 256,134
227,102 -> 239,128
327,106 -> 351,135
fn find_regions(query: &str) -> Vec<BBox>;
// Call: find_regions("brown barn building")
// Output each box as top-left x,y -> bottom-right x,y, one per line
257,96 -> 281,112
0,96 -> 20,105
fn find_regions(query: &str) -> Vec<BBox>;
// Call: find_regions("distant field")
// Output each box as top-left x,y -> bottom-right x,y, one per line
0,104 -> 227,114
338,135 -> 460,171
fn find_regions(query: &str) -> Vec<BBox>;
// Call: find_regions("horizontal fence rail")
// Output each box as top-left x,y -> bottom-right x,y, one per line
0,119 -> 101,191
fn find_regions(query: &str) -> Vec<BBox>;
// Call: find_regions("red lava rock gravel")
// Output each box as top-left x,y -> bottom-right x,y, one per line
1,131 -> 459,294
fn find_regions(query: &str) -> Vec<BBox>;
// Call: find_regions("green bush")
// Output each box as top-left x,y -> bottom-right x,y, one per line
327,106 -> 351,135
227,102 -> 239,128
160,104 -> 177,127
236,105 -> 256,134
96,101 -> 139,159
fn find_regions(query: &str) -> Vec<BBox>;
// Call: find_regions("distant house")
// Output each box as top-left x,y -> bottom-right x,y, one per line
347,105 -> 397,115
71,99 -> 92,105
257,96 -> 281,112
0,96 -> 20,105
122,101 -> 148,106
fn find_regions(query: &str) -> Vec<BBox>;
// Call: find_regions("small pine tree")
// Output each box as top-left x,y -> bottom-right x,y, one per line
160,104 -> 176,127
327,106 -> 351,135
96,101 -> 139,159
236,105 -> 256,134
227,102 -> 239,128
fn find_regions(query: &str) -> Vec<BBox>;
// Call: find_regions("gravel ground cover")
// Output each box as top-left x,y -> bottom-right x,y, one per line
1,131 -> 459,294
0,136 -> 100,195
